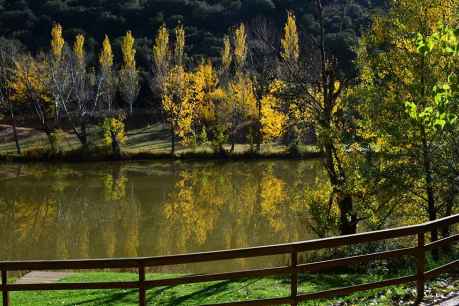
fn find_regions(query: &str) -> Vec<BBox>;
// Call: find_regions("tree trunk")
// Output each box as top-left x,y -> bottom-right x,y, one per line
170,123 -> 176,156
256,100 -> 262,153
9,101 -> 21,155
43,127 -> 56,153
110,130 -> 121,157
80,122 -> 88,152
338,193 -> 357,235
440,184 -> 455,254
421,128 -> 438,259
323,140 -> 357,236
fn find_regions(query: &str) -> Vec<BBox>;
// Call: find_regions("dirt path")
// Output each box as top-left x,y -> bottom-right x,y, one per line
15,271 -> 73,284
437,294 -> 459,306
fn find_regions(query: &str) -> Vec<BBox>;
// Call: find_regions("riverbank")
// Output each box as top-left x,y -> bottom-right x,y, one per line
0,123 -> 321,163
7,271 -> 459,305
0,145 -> 321,163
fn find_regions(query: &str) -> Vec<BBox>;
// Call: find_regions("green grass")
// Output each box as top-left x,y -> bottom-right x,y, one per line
8,272 -> 416,306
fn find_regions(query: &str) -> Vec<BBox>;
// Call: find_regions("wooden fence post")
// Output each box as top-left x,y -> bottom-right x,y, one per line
2,270 -> 8,306
416,232 -> 425,303
291,251 -> 298,306
139,264 -> 146,306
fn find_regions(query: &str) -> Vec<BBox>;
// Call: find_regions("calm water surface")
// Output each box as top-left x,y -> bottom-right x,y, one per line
0,160 -> 326,272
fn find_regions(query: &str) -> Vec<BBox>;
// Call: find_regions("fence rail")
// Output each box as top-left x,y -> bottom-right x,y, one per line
2,214 -> 459,306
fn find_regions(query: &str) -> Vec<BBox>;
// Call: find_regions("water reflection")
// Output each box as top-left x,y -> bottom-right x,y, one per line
0,160 -> 324,272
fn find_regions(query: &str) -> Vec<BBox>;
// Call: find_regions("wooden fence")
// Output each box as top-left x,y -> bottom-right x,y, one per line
2,214 -> 459,306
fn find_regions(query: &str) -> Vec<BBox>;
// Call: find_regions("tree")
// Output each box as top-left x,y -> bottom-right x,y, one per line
221,35 -> 232,75
356,0 -> 459,245
248,16 -> 280,152
280,11 -> 299,65
9,55 -> 56,151
119,31 -> 140,115
102,115 -> 127,157
67,34 -> 104,150
228,73 -> 258,151
156,24 -> 196,155
228,23 -> 252,152
189,61 -> 220,141
233,23 -> 248,71
99,35 -> 117,113
49,23 -> 72,123
0,38 -> 22,154
152,24 -> 170,93
278,3 -> 358,234
161,65 -> 194,154
174,24 -> 185,67
260,81 -> 287,142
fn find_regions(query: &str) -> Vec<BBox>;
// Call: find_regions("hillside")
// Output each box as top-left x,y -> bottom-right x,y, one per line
0,0 -> 386,68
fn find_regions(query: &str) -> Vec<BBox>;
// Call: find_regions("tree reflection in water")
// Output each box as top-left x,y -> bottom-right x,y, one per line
0,160 -> 327,273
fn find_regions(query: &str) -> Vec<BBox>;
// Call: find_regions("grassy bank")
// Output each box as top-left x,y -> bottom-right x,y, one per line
0,123 -> 321,163
10,272 -> 459,305
8,253 -> 459,305
9,272 -> 414,306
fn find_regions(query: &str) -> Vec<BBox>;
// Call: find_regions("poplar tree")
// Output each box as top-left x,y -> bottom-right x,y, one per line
277,2 -> 358,234
229,23 -> 251,152
221,35 -> 232,76
99,35 -> 117,113
281,12 -> 299,65
152,24 -> 170,92
68,33 -> 102,149
119,31 -> 140,115
49,23 -> 71,122
157,25 -> 194,155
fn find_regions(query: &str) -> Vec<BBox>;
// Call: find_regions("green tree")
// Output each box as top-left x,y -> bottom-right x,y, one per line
278,2 -> 358,234
356,0 -> 459,246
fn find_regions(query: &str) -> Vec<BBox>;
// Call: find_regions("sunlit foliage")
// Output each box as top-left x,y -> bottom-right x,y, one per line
50,23 -> 65,61
281,12 -> 299,64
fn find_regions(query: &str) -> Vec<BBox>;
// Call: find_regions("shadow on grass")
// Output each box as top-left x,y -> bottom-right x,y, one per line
150,280 -> 236,306
57,280 -> 246,306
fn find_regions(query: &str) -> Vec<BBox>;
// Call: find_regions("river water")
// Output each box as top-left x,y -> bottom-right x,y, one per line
0,160 -> 328,272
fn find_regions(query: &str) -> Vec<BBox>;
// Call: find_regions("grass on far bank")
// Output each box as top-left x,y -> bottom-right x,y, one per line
0,123 -> 321,162
8,272 -> 415,306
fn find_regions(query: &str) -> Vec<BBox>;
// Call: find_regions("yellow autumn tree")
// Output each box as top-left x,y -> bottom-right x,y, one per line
162,66 -> 194,154
99,35 -> 116,112
49,23 -> 69,121
260,81 -> 288,142
281,12 -> 300,64
99,35 -> 114,69
228,73 -> 257,151
73,34 -> 85,66
119,31 -> 140,114
191,61 -> 219,125
174,24 -> 185,67
51,23 -> 65,61
153,24 -> 170,86
233,23 -> 247,71
102,115 -> 127,157
70,33 -> 95,149
221,35 -> 232,74
9,55 -> 56,151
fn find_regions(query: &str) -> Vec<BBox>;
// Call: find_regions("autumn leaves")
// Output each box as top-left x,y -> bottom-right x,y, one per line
153,18 -> 299,154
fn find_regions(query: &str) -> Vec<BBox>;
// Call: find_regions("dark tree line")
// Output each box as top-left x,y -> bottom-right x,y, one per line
0,0 -> 385,67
